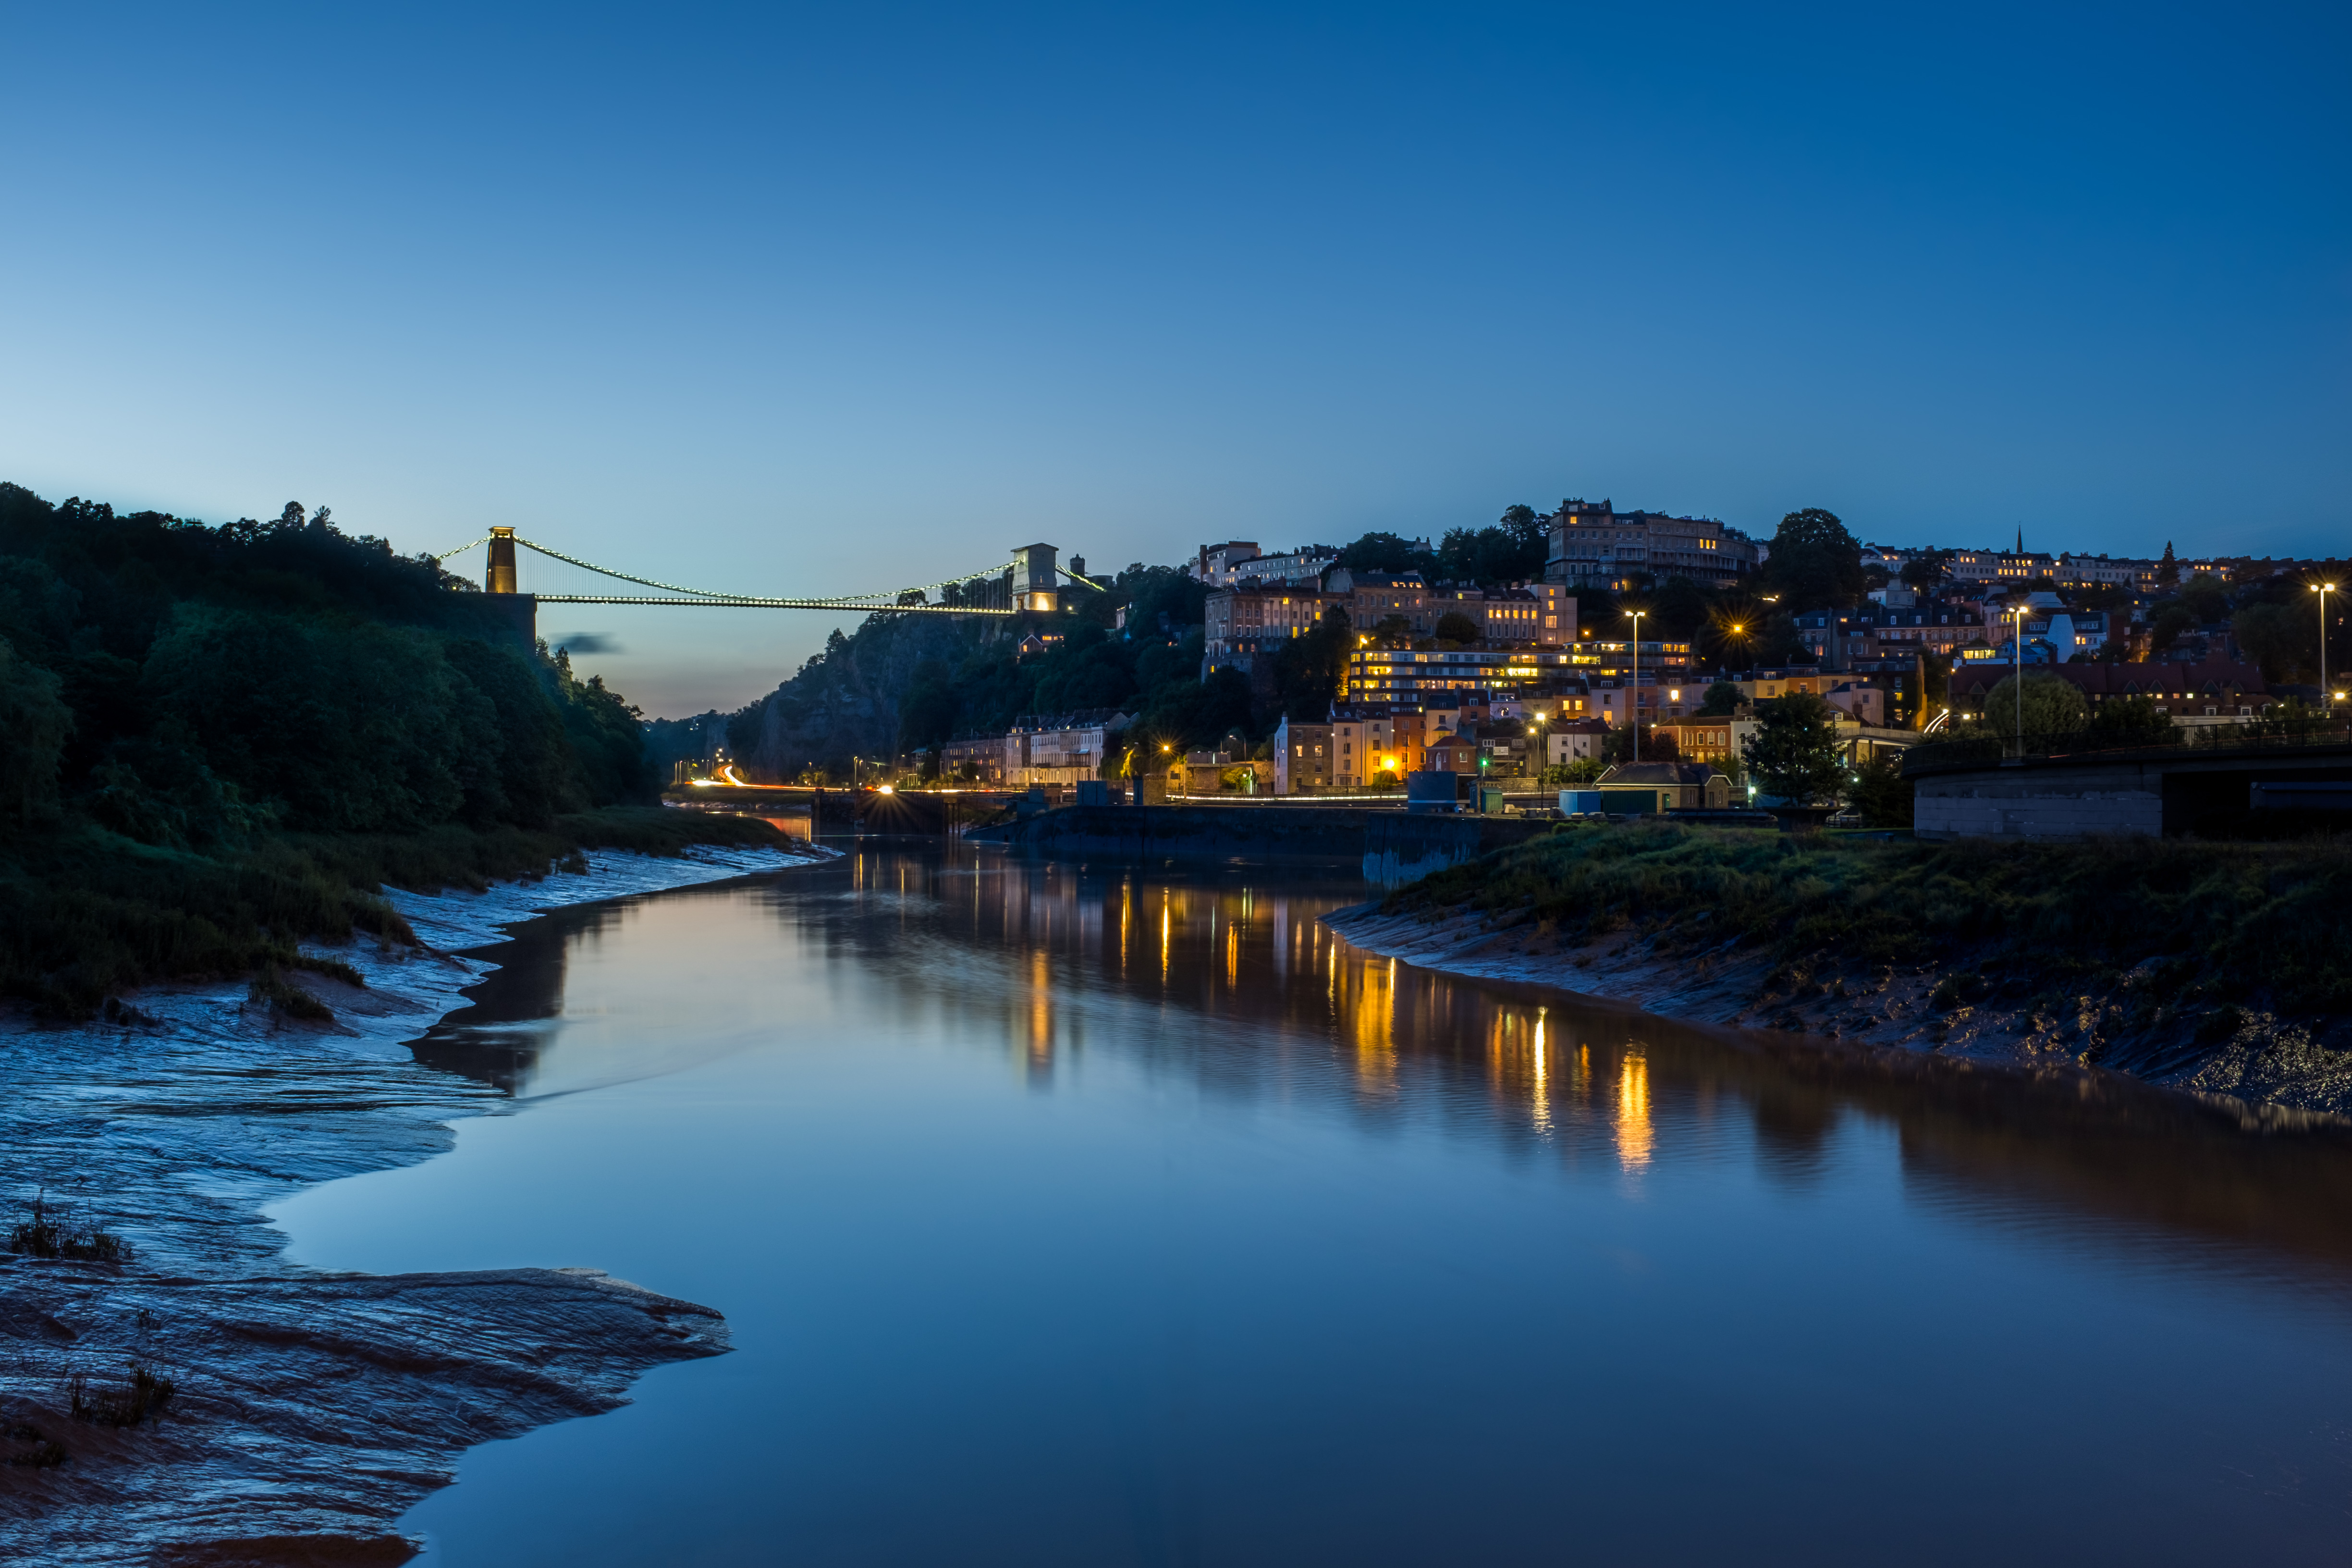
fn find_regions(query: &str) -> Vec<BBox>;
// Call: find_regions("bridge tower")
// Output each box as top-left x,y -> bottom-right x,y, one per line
481,525 -> 537,644
1011,543 -> 1059,613
487,526 -> 519,593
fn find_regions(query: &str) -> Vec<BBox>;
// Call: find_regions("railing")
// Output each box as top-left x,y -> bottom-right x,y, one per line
1902,722 -> 2352,776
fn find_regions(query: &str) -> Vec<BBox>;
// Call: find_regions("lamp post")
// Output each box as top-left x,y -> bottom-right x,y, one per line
1624,610 -> 1645,762
2008,604 -> 2030,750
2315,583 -> 2337,711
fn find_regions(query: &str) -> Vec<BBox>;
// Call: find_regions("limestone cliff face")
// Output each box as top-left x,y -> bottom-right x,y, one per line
746,614 -> 999,779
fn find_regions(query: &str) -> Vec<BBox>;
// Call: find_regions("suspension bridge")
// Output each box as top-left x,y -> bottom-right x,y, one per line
433,528 -> 1098,637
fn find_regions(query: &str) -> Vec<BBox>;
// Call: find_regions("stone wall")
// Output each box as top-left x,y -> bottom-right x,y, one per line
1916,760 -> 2165,839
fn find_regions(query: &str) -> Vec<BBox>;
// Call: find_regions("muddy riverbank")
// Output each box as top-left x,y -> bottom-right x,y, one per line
1324,900 -> 2352,1124
0,842 -> 829,1566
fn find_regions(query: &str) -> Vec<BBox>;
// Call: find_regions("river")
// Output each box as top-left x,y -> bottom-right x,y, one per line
269,843 -> 2352,1565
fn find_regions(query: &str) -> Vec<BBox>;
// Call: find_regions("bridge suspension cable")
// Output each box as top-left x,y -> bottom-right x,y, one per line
428,532 -> 1021,613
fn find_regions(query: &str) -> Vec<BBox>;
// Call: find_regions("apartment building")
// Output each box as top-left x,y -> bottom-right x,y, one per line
1326,568 -> 1437,637
1202,586 -> 1344,671
1330,713 -> 1409,785
940,734 -> 1005,783
1474,585 -> 1567,643
1002,710 -> 1132,787
1344,647 -> 1632,707
1798,605 -> 1976,668
1273,716 -> 1335,794
1544,499 -> 1760,591
2058,555 -> 2160,592
1944,546 -> 2058,586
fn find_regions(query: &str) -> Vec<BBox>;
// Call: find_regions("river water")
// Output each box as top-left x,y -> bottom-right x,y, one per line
269,844 -> 2352,1566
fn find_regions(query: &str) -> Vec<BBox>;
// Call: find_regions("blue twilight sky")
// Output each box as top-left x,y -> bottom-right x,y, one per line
1,2 -> 2345,716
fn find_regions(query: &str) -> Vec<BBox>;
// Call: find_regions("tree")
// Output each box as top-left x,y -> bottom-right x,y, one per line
1433,610 -> 1480,645
1369,613 -> 1414,648
1750,608 -> 1809,666
1847,753 -> 1913,828
1114,563 -> 1206,637
1434,507 -> 1549,586
0,638 -> 71,830
1649,575 -> 1713,641
1335,532 -> 1436,574
2232,601 -> 2311,683
1271,607 -> 1354,720
2156,541 -> 2179,588
1696,680 -> 1743,717
2083,695 -> 2175,747
1975,672 -> 2088,743
2179,574 -> 2228,624
2148,603 -> 2197,655
1762,508 -> 1867,613
1899,550 -> 1951,592
1741,692 -> 1846,805
1543,757 -> 1605,786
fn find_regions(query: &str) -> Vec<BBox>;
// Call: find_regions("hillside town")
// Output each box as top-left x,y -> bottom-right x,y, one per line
882,497 -> 2342,819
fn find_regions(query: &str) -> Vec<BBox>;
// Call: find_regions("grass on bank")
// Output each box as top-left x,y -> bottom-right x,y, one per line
7,1191 -> 132,1262
1386,822 -> 2352,1021
0,807 -> 793,1017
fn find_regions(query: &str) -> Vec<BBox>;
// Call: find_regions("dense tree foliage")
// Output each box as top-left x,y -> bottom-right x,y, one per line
1741,691 -> 1847,805
1970,672 -> 2089,742
1270,608 -> 1355,722
1695,680 -> 1743,717
1433,505 -> 1548,586
1335,532 -> 1437,574
0,484 -> 653,847
0,483 -> 783,1015
1760,508 -> 1866,613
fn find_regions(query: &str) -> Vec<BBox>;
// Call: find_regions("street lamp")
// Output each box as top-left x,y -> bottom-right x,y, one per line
2314,583 -> 2337,710
2007,603 -> 2030,749
1624,609 -> 1645,762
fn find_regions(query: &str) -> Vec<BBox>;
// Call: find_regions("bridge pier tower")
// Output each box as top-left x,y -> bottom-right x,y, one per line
1011,543 -> 1060,613
483,525 -> 538,646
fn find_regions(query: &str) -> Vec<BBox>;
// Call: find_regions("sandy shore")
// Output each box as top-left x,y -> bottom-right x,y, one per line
0,841 -> 833,1566
1324,899 -> 2352,1125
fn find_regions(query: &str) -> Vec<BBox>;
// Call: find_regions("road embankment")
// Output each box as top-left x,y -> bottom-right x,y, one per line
1323,822 -> 2352,1122
0,839 -> 833,1565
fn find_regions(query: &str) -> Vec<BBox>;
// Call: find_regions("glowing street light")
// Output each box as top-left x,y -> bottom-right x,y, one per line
2314,583 -> 2337,710
2007,603 -> 2031,748
1624,609 -> 1645,762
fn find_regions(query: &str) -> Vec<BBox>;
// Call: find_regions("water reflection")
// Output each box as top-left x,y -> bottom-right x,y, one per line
418,844 -> 2352,1285
351,840 -> 2352,1566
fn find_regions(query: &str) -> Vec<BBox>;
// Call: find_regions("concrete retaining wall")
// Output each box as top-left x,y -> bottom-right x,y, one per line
1916,762 -> 2164,839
